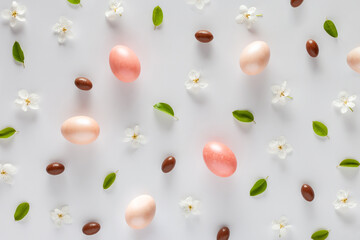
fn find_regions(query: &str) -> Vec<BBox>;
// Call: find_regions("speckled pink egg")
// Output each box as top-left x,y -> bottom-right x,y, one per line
347,47 -> 360,73
239,41 -> 270,75
203,141 -> 237,177
61,116 -> 100,145
109,45 -> 141,82
125,195 -> 156,229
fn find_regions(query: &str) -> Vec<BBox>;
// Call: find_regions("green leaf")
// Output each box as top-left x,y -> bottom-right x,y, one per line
153,102 -> 177,119
14,202 -> 30,221
250,177 -> 268,196
312,121 -> 329,138
232,110 -> 255,123
103,172 -> 117,189
311,230 -> 329,240
12,41 -> 25,67
324,19 -> 338,38
152,6 -> 163,29
67,0 -> 81,4
0,127 -> 16,138
339,159 -> 360,168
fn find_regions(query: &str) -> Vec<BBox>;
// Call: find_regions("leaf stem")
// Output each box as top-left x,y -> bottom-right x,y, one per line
256,14 -> 263,17
173,116 -> 179,121
287,96 -> 293,100
115,170 -> 119,174
154,25 -> 156,30
349,107 -> 354,112
326,135 -> 330,140
253,120 -> 256,124
265,176 -> 269,180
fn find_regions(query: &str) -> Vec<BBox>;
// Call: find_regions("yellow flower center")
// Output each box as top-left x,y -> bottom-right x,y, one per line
278,145 -> 283,150
188,205 -> 193,211
279,224 -> 285,229
341,198 -> 348,203
193,78 -> 199,84
0,170 -> 6,175
280,91 -> 285,97
245,13 -> 250,19
25,98 -> 31,105
11,10 -> 17,18
62,27 -> 67,33
132,134 -> 138,140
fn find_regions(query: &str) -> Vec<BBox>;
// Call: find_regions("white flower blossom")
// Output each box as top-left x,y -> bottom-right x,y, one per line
268,136 -> 293,159
185,70 -> 208,90
186,0 -> 210,10
333,190 -> 357,210
235,5 -> 262,29
105,0 -> 124,20
0,164 -> 17,184
179,196 -> 200,217
52,17 -> 73,44
14,89 -> 40,112
50,205 -> 73,227
1,1 -> 26,28
271,81 -> 293,105
332,91 -> 356,114
272,216 -> 291,238
123,125 -> 146,148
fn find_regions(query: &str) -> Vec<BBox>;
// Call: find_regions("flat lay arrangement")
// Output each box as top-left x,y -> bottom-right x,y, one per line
1,0 -> 360,239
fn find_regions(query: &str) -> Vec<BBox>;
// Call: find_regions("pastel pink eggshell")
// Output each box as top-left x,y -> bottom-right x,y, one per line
203,141 -> 237,177
347,47 -> 360,73
61,116 -> 100,145
125,195 -> 156,229
109,45 -> 141,82
239,41 -> 270,75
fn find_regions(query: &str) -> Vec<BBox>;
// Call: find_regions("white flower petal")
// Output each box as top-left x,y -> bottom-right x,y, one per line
185,80 -> 195,89
332,99 -> 343,107
198,82 -> 208,88
1,9 -> 12,19
61,206 -> 70,214
239,5 -> 248,13
348,95 -> 357,101
124,128 -> 134,137
235,14 -> 246,24
21,104 -> 28,112
247,7 -> 256,14
3,164 -> 17,175
133,125 -> 140,135
195,1 -> 205,9
341,106 -> 349,114
188,70 -> 200,80
337,190 -> 348,200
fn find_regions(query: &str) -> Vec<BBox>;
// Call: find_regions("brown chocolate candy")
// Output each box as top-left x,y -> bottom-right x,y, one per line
195,30 -> 214,43
217,226 -> 230,240
75,77 -> 93,91
291,0 -> 303,7
161,156 -> 176,173
82,222 -> 101,235
301,184 -> 315,202
306,39 -> 319,57
46,162 -> 65,175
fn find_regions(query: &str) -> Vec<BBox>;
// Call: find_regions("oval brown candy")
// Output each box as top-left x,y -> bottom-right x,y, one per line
306,39 -> 319,57
82,222 -> 101,235
75,77 -> 93,91
161,156 -> 176,173
291,0 -> 304,7
195,30 -> 214,43
46,162 -> 65,175
301,184 -> 315,202
217,226 -> 230,240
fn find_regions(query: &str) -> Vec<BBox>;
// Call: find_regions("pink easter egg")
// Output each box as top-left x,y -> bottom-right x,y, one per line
109,45 -> 141,82
203,141 -> 237,177
61,116 -> 100,145
239,41 -> 270,75
347,46 -> 360,73
125,194 -> 156,229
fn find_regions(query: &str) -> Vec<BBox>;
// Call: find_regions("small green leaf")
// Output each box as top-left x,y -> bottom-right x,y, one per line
232,110 -> 255,123
12,41 -> 25,67
103,172 -> 117,189
312,121 -> 329,138
153,102 -> 177,119
14,202 -> 30,221
311,230 -> 329,240
0,127 -> 16,138
324,19 -> 338,38
250,177 -> 268,196
152,6 -> 163,29
339,159 -> 360,168
67,0 -> 81,4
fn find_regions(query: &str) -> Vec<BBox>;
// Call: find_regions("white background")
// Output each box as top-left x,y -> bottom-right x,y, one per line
1,0 -> 360,239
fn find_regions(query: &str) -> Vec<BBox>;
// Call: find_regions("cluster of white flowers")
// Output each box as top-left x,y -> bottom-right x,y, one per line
179,196 -> 200,217
333,91 -> 357,114
15,89 -> 40,112
185,70 -> 208,90
0,164 -> 17,184
235,5 -> 263,29
268,136 -> 293,160
1,1 -> 26,28
123,125 -> 147,148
